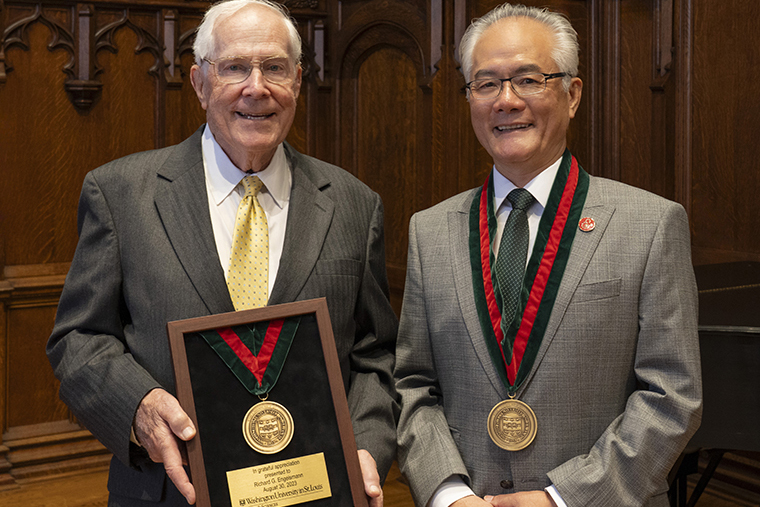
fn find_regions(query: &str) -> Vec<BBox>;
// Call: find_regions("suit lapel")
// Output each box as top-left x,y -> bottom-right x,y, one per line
453,177 -> 615,398
450,192 -> 510,398
518,176 -> 613,394
154,128 -> 234,316
268,145 -> 334,305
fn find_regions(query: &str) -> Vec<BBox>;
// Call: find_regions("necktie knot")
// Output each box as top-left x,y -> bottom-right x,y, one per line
507,188 -> 535,212
241,174 -> 264,198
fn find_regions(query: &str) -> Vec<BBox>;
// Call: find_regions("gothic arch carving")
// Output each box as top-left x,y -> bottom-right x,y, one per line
94,10 -> 163,79
339,21 -> 427,84
1,3 -> 170,108
0,3 -> 75,83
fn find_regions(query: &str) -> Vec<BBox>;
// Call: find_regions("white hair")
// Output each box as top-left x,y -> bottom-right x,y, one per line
193,0 -> 302,67
459,2 -> 579,91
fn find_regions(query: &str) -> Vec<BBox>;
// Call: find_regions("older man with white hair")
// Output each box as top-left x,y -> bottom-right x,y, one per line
47,1 -> 398,505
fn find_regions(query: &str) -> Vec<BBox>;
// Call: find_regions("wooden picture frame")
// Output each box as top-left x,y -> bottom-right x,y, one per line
167,298 -> 368,507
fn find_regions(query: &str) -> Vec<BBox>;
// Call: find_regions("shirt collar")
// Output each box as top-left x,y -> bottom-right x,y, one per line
492,156 -> 563,214
201,124 -> 291,208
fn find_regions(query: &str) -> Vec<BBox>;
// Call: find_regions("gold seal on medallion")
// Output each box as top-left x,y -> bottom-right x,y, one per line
487,398 -> 537,451
242,400 -> 294,454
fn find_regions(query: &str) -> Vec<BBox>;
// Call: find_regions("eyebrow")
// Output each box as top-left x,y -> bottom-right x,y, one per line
215,54 -> 290,61
472,63 -> 544,79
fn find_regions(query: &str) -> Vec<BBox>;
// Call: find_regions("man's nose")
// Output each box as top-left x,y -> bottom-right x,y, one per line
241,67 -> 270,97
493,81 -> 525,110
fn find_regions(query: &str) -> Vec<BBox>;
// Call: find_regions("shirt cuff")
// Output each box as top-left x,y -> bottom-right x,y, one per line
130,425 -> 142,447
545,484 -> 568,507
428,475 -> 475,507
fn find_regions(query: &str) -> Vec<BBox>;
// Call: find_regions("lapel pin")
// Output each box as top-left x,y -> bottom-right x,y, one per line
578,217 -> 595,232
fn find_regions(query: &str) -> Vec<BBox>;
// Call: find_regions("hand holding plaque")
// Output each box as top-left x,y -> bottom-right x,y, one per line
134,388 -> 198,504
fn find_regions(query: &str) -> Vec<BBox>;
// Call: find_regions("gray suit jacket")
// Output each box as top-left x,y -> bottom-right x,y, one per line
395,175 -> 702,507
47,128 -> 399,505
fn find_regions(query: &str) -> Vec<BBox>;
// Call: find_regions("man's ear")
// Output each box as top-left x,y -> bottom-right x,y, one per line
190,65 -> 209,110
567,77 -> 583,119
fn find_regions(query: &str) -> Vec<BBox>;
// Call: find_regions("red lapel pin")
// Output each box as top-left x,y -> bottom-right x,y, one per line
578,217 -> 595,232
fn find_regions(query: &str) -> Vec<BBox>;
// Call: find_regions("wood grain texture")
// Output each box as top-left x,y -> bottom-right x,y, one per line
690,0 -> 760,264
0,0 -> 210,484
356,48 -> 418,274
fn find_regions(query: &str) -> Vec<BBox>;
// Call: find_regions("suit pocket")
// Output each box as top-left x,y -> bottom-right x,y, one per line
571,278 -> 621,303
314,258 -> 362,278
307,259 -> 362,346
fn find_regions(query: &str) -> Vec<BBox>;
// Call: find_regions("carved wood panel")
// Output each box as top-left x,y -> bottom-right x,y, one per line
689,0 -> 760,264
333,0 -> 434,308
0,0 -> 211,482
355,48 -> 421,273
6,302 -> 66,430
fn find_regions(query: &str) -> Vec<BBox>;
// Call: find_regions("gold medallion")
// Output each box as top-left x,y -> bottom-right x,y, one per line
242,400 -> 294,454
487,398 -> 538,451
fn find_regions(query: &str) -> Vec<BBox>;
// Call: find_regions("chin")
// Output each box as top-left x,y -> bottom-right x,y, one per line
233,132 -> 279,150
493,150 -> 535,165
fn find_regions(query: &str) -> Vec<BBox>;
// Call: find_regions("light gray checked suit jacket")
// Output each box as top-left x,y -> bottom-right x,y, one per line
395,174 -> 702,507
47,127 -> 398,506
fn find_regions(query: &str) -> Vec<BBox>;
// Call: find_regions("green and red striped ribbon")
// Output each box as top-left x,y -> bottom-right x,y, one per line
469,150 -> 589,393
198,316 -> 300,395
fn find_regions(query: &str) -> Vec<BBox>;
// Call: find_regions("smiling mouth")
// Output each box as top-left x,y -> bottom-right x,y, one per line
495,123 -> 531,132
236,112 -> 274,120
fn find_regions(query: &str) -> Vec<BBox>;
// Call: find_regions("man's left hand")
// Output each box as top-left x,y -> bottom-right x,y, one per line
358,449 -> 383,507
484,491 -> 556,507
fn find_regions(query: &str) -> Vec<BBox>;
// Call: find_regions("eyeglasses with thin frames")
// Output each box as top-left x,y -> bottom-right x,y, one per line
466,72 -> 568,99
203,55 -> 296,85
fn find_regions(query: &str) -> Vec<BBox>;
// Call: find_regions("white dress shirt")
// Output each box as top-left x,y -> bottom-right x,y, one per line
491,157 -> 561,260
428,156 -> 567,507
201,125 -> 291,297
130,127 -> 292,445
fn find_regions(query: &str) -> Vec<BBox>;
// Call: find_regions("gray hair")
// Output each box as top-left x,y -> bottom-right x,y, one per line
459,3 -> 579,91
193,0 -> 302,67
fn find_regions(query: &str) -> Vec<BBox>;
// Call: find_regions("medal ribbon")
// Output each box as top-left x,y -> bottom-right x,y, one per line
198,316 -> 300,395
469,150 -> 589,393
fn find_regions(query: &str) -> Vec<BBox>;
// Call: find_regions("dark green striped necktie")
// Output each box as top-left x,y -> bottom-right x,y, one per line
494,188 -> 535,343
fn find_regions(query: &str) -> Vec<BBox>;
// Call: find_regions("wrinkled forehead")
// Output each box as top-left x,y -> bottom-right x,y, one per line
212,4 -> 292,59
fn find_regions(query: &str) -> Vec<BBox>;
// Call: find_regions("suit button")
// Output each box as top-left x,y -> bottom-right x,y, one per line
500,480 -> 514,489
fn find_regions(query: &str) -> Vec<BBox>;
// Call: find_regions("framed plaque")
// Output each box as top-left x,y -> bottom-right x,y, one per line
167,298 -> 368,507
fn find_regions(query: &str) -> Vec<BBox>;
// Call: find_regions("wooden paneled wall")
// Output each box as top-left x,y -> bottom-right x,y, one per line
1,0 -> 758,494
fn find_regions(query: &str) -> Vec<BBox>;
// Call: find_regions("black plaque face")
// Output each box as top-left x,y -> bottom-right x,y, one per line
167,299 -> 368,507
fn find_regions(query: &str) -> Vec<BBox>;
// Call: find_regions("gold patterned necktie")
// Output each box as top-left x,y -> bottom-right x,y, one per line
227,175 -> 268,310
